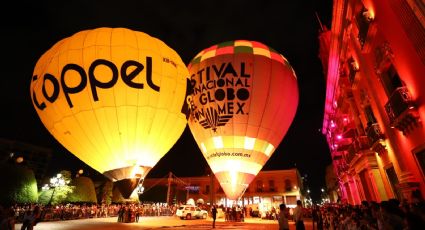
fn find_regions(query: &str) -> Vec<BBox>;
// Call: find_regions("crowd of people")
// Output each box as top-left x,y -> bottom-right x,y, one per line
275,198 -> 425,230
223,205 -> 245,222
115,203 -> 175,223
309,199 -> 425,230
2,196 -> 425,229
0,202 -> 177,228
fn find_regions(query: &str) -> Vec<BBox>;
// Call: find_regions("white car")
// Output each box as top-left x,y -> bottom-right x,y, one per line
176,205 -> 208,220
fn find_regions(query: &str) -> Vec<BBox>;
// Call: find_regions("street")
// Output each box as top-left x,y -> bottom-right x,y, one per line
15,216 -> 314,229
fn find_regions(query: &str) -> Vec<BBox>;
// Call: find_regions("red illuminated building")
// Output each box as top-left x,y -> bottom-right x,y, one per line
320,0 -> 425,204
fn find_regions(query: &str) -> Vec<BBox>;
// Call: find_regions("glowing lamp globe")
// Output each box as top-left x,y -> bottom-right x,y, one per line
16,157 -> 24,163
30,27 -> 189,198
187,40 -> 299,200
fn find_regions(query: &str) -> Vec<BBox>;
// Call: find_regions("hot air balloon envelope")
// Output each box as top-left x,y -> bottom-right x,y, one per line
187,40 -> 299,200
30,27 -> 189,198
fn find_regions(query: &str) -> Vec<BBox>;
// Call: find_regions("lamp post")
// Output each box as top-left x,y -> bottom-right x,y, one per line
45,173 -> 68,206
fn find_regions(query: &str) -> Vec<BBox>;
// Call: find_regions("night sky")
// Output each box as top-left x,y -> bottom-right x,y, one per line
0,0 -> 332,202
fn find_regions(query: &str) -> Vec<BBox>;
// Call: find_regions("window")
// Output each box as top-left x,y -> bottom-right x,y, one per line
256,180 -> 263,192
364,105 -> 377,124
386,166 -> 402,200
380,65 -> 403,97
285,179 -> 292,192
269,180 -> 276,192
359,170 -> 374,201
205,185 -> 210,194
414,148 -> 425,179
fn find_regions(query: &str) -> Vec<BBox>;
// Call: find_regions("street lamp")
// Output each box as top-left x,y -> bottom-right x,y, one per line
46,173 -> 69,205
137,184 -> 144,194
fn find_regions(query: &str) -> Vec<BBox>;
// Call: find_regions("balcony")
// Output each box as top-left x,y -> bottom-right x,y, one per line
366,123 -> 384,145
374,42 -> 394,75
345,135 -> 370,164
332,151 -> 344,160
356,136 -> 371,150
384,87 -> 419,135
348,58 -> 359,86
337,164 -> 349,177
366,123 -> 387,155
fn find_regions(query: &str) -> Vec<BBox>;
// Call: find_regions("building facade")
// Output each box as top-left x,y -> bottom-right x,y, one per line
142,169 -> 304,210
320,0 -> 425,205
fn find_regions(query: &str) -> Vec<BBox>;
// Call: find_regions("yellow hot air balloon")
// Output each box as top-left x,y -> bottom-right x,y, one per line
187,40 -> 299,200
30,27 -> 189,198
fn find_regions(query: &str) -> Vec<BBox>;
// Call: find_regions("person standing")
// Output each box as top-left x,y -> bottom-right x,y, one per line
20,210 -> 33,230
21,205 -> 41,230
135,206 -> 140,223
211,205 -> 217,228
1,207 -> 15,230
312,205 -> 320,230
293,200 -> 305,230
278,203 -> 289,230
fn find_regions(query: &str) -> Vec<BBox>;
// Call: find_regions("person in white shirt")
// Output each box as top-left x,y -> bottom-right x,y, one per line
293,200 -> 305,230
278,203 -> 289,230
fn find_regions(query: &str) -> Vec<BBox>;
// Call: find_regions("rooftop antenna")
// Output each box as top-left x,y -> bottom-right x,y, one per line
315,11 -> 325,32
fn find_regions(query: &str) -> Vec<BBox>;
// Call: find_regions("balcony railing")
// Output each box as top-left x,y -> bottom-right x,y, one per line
384,87 -> 414,123
366,123 -> 384,146
384,87 -> 419,134
345,135 -> 370,164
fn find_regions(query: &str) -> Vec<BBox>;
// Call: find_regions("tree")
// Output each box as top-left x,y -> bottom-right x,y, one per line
97,180 -> 113,205
38,170 -> 74,205
0,163 -> 38,206
66,176 -> 97,203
